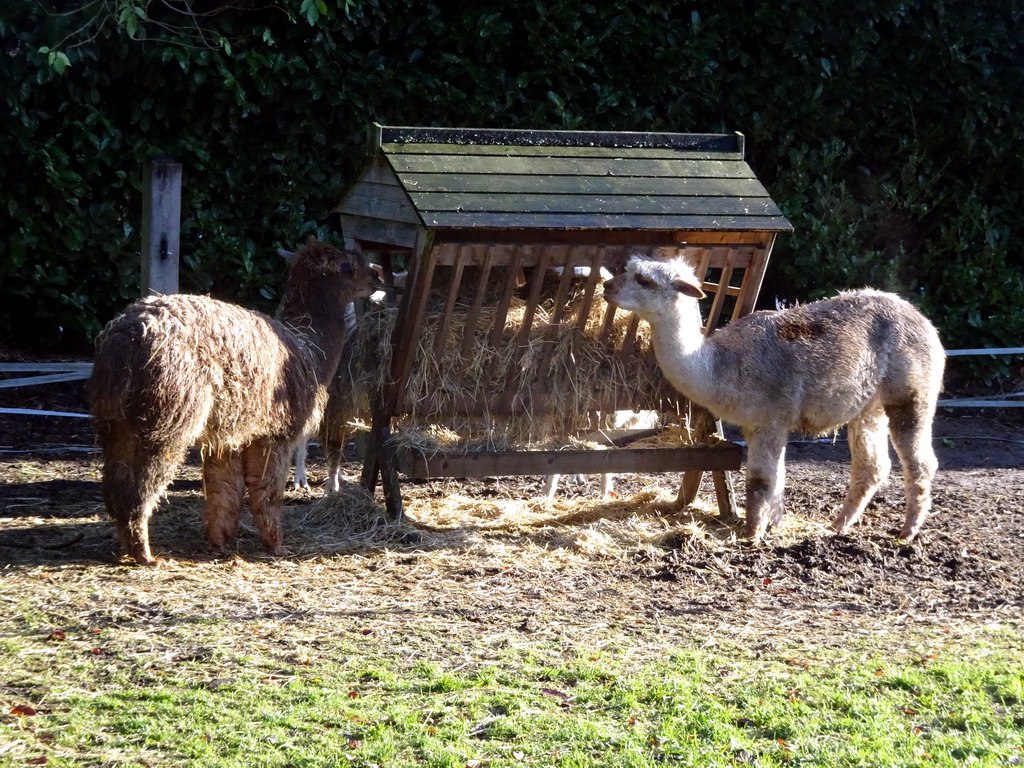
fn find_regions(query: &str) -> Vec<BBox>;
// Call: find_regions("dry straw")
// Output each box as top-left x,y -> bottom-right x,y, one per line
349,283 -> 683,453
279,473 -> 836,570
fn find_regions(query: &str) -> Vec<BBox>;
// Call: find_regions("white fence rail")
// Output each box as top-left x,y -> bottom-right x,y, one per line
938,347 -> 1023,408
2,347 -> 1022,417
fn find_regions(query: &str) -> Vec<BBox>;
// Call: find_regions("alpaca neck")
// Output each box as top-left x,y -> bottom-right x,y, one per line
646,309 -> 723,407
279,299 -> 351,382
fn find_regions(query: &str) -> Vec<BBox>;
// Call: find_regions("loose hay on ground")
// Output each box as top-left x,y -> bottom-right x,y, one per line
277,471 -> 837,569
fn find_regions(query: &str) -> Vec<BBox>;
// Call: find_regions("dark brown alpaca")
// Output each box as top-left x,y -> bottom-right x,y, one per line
89,240 -> 381,564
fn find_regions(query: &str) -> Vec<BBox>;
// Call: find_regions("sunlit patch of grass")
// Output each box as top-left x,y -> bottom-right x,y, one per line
6,623 -> 1019,767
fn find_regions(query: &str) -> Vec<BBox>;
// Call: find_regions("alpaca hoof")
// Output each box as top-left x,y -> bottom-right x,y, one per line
128,544 -> 161,566
263,543 -> 288,558
742,522 -> 766,543
898,526 -> 919,543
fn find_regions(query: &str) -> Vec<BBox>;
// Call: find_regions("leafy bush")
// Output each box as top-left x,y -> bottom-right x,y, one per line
1,0 -> 1020,386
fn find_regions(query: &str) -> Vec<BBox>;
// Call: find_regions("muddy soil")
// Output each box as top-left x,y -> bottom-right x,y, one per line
2,377 -> 1023,641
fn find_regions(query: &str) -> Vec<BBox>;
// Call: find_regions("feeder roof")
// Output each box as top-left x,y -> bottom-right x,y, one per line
334,123 -> 791,245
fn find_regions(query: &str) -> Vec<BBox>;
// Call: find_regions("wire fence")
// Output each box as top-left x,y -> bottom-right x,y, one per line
2,348 -> 1023,418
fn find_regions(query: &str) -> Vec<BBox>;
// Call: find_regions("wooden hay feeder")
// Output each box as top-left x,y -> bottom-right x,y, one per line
334,124 -> 792,520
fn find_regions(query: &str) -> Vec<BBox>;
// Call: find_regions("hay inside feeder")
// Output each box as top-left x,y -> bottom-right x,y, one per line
352,284 -> 688,453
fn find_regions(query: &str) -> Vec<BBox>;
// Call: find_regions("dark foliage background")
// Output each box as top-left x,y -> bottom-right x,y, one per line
2,0 -> 1021,386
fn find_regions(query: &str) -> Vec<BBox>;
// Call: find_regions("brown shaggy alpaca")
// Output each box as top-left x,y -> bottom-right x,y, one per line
89,240 -> 381,564
603,253 -> 945,543
292,303 -> 367,493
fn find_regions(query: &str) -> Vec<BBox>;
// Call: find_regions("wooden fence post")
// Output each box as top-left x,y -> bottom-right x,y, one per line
141,157 -> 182,296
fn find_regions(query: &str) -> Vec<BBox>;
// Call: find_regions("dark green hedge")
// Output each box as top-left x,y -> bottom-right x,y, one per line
2,0 -> 1021,385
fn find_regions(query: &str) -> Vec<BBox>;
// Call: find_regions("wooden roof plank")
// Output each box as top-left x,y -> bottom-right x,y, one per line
376,124 -> 742,152
339,181 -> 422,225
421,211 -> 793,231
394,173 -> 770,197
383,143 -> 743,161
388,155 -> 755,179
408,192 -> 782,217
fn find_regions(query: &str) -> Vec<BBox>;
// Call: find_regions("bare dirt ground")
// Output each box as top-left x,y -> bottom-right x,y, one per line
2,376 -> 1023,654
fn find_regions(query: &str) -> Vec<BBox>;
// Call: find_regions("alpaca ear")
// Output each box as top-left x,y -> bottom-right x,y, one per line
278,248 -> 296,262
672,278 -> 705,300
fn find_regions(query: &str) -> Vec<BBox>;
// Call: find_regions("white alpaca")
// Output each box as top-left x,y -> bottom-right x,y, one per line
601,254 -> 945,542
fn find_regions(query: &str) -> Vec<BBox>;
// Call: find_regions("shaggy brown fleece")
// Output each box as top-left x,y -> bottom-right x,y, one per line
89,240 -> 380,564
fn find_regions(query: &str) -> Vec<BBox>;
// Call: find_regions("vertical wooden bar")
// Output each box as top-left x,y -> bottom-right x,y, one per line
703,247 -> 736,333
711,466 -> 739,522
141,157 -> 181,296
500,247 -> 551,413
534,246 -> 575,389
734,236 -> 776,318
361,228 -> 433,511
571,246 -> 605,335
619,245 -> 657,359
487,246 -> 524,349
432,244 -> 468,360
513,247 -> 551,347
456,246 -> 494,370
619,314 -> 641,359
598,246 -> 627,345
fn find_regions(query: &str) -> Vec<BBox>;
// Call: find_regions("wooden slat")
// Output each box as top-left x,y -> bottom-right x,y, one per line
730,247 -> 759,321
421,212 -> 792,231
675,231 -> 774,246
394,173 -> 769,197
571,246 -> 605,337
534,246 -> 580,390
597,246 -> 628,346
693,248 -> 715,334
336,214 -> 421,250
356,154 -> 404,185
338,181 -> 422,224
385,145 -> 742,161
704,248 -> 738,331
389,154 -> 754,179
501,246 -> 552,412
433,229 -> 777,247
409,192 -> 781,218
700,246 -> 751,270
396,443 -> 742,478
456,246 -> 494,372
432,244 -> 468,360
734,236 -> 775,318
385,232 -> 437,416
487,246 -> 523,349
377,125 -> 740,152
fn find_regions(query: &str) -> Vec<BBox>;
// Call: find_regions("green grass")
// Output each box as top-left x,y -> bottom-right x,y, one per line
2,622 -> 1022,767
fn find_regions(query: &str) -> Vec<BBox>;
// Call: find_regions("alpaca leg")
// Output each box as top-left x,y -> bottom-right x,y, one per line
742,427 -> 787,541
541,474 -> 560,498
599,473 -> 615,497
831,404 -> 891,535
886,400 -> 938,542
293,441 -> 310,491
242,439 -> 289,557
324,429 -> 348,494
202,450 -> 245,552
96,420 -> 183,565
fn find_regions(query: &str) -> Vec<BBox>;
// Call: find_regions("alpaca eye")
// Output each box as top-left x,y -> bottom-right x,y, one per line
635,275 -> 655,289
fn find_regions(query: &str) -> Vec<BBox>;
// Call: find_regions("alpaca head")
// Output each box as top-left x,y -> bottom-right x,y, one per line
601,254 -> 705,325
278,239 -> 383,320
